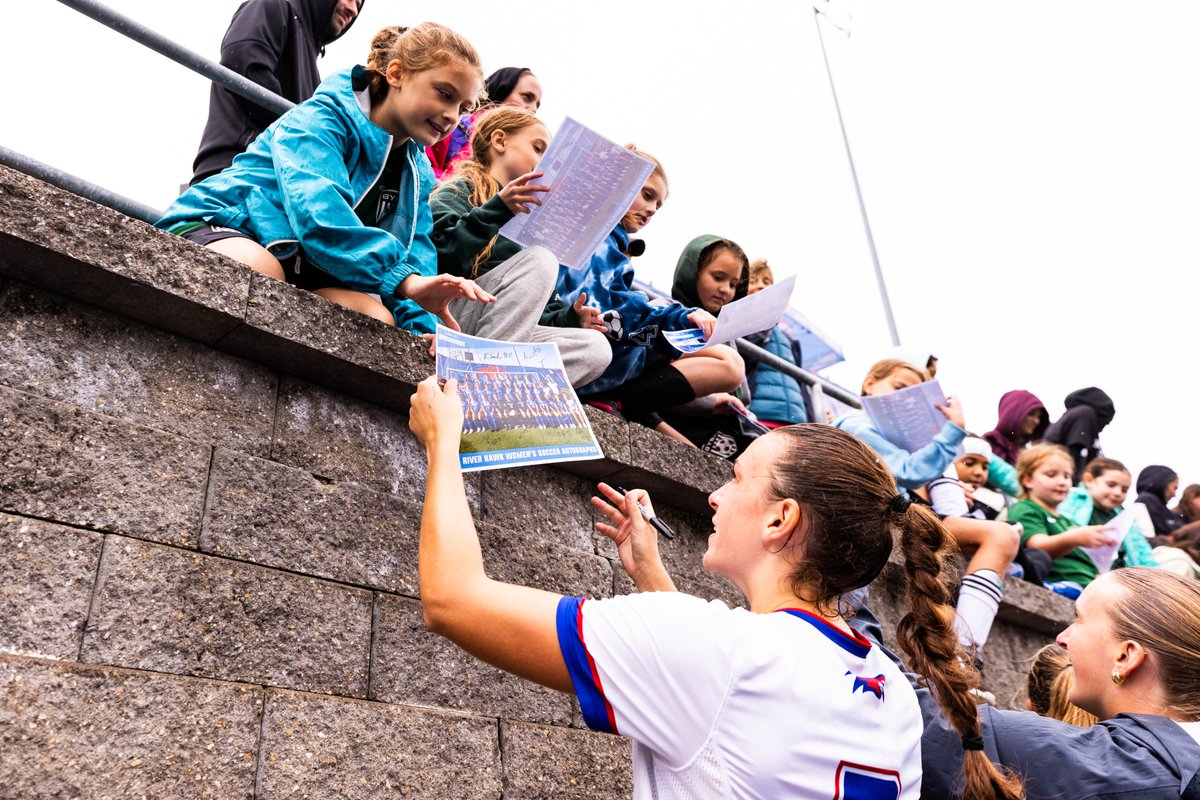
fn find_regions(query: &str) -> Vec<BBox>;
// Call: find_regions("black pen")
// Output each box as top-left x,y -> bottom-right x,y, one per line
615,486 -> 675,540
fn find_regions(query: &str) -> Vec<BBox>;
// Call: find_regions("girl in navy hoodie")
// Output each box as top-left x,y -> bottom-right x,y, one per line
553,149 -> 744,418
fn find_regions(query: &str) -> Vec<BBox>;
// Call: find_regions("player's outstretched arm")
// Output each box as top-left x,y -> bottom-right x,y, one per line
409,376 -> 572,692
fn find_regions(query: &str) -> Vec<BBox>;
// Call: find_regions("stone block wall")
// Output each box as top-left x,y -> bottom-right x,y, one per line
0,167 -> 1075,797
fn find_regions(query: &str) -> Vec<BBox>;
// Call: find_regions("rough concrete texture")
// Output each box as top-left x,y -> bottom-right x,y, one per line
0,282 -> 278,457
81,538 -> 373,697
0,513 -> 103,660
272,377 -> 483,512
998,571 -> 1075,633
0,166 -> 251,344
621,421 -> 730,512
502,720 -> 633,800
371,595 -> 575,726
479,520 -> 614,599
219,271 -> 433,414
0,384 -> 211,546
481,464 -> 598,553
257,688 -> 502,799
555,406 -> 630,481
202,448 -> 420,595
0,653 -> 262,800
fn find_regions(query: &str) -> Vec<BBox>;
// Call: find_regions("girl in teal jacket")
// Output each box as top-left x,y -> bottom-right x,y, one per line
158,23 -> 494,333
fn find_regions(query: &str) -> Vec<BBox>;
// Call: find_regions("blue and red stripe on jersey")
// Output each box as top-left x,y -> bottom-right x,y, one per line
555,596 -> 618,734
776,608 -> 873,658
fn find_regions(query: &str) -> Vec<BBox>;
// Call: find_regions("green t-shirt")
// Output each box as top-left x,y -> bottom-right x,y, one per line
1009,498 -> 1100,587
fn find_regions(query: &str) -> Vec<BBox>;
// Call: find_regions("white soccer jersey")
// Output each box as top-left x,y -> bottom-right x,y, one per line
556,592 -> 923,799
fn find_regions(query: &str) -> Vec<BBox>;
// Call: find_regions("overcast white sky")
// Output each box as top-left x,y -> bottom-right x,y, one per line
4,1 -> 1197,497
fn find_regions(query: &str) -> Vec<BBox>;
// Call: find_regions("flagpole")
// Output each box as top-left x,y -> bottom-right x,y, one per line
813,7 -> 901,347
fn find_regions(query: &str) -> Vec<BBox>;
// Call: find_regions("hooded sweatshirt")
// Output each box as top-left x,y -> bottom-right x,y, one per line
983,389 -> 1048,466
670,234 -> 748,311
1136,465 -> 1188,536
191,0 -> 361,184
1043,387 -> 1116,482
553,227 -> 696,395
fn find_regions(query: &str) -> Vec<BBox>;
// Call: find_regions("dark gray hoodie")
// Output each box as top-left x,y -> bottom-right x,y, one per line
849,602 -> 1200,799
191,0 -> 362,184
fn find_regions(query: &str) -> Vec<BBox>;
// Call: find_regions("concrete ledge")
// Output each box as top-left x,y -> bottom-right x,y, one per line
0,166 -> 250,344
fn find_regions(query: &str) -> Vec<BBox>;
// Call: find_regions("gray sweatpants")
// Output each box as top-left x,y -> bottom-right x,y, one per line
448,246 -> 611,388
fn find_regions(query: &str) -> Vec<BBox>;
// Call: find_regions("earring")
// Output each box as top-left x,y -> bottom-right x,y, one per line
1111,670 -> 1126,686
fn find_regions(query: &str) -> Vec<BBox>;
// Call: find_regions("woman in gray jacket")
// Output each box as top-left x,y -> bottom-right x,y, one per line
855,568 -> 1200,799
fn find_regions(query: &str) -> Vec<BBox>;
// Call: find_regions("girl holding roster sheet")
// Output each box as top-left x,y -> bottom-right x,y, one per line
553,149 -> 745,421
835,359 -> 1019,662
407,373 -> 1022,799
430,107 -> 611,388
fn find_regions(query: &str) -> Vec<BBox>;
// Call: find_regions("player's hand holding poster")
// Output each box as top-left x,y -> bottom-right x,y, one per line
435,326 -> 604,472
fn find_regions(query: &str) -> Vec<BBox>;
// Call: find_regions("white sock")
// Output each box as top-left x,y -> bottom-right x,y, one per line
953,569 -> 1003,651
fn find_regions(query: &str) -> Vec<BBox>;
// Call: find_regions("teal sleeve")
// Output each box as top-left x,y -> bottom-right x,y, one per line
987,457 -> 1021,497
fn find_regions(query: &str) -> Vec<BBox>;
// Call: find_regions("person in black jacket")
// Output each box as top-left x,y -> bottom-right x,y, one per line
1043,386 -> 1115,482
191,0 -> 363,184
1136,464 -> 1188,537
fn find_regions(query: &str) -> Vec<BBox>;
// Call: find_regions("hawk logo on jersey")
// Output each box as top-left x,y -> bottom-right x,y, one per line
845,671 -> 887,701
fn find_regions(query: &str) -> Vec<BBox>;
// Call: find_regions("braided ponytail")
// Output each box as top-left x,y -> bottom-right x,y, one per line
894,502 -> 1025,800
362,22 -> 484,106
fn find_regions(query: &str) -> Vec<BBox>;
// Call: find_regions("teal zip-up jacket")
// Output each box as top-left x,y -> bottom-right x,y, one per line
1058,485 -> 1158,568
157,66 -> 439,333
835,412 -> 967,492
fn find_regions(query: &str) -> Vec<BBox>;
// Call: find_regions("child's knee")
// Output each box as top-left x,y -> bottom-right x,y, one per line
714,347 -> 746,390
517,245 -> 559,288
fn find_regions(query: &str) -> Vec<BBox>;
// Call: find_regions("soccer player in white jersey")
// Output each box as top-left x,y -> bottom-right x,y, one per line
407,376 -> 1022,800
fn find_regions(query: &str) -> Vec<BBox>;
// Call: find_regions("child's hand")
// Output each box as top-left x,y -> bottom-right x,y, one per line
400,274 -> 496,331
713,393 -> 752,418
687,309 -> 717,341
408,376 -> 464,455
419,332 -> 436,358
498,171 -> 550,216
572,292 -> 607,332
961,481 -> 977,503
935,396 -> 966,429
1072,524 -> 1119,548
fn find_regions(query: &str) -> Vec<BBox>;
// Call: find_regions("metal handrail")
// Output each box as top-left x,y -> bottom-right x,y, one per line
734,338 -> 861,408
57,0 -> 294,119
0,146 -> 163,224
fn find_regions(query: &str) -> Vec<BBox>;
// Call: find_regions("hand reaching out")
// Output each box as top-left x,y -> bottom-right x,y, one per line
399,274 -> 495,331
572,292 -> 607,332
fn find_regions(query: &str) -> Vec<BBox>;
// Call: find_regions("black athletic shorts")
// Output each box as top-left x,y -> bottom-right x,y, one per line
176,224 -> 347,293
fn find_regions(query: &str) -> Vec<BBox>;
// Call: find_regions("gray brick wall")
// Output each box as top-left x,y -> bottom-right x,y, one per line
0,166 -> 1074,797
